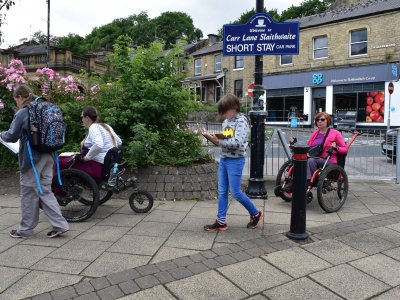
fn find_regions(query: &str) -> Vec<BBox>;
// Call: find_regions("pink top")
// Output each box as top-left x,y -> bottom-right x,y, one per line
307,129 -> 348,164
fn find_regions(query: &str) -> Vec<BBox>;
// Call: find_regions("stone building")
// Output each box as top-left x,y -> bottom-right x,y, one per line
184,0 -> 400,129
0,41 -> 108,78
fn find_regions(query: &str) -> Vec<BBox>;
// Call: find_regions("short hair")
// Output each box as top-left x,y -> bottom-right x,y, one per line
82,106 -> 99,123
314,112 -> 332,127
217,94 -> 241,115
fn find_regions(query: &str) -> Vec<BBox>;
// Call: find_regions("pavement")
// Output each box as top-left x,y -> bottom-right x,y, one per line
1,179 -> 400,300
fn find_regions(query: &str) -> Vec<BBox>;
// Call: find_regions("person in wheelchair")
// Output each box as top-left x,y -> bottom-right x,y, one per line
59,106 -> 122,181
306,112 -> 347,186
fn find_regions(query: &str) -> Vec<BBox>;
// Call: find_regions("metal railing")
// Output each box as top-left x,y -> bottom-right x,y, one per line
184,121 -> 398,182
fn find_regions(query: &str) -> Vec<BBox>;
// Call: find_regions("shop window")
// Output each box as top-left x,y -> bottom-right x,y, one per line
194,58 -> 201,75
334,90 -> 384,123
266,95 -> 304,122
234,80 -> 243,98
350,29 -> 367,56
235,56 -> 244,69
280,55 -> 292,65
215,54 -> 222,72
313,35 -> 328,59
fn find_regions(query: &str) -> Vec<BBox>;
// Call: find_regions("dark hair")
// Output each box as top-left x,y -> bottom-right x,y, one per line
314,112 -> 332,127
13,84 -> 35,108
82,106 -> 99,123
217,94 -> 241,115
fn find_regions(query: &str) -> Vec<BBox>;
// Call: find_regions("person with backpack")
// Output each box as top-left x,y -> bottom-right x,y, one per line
0,85 -> 69,238
58,106 -> 122,181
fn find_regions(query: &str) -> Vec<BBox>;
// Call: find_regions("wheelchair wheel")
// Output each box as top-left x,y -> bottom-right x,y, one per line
275,160 -> 293,202
129,190 -> 154,213
52,169 -> 99,222
317,165 -> 348,213
99,189 -> 113,205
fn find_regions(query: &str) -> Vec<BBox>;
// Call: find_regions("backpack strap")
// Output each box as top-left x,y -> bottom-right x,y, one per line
54,151 -> 62,186
321,128 -> 330,147
25,138 -> 44,195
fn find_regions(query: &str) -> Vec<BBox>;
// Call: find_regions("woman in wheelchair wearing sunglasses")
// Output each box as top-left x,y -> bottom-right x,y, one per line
306,112 -> 347,186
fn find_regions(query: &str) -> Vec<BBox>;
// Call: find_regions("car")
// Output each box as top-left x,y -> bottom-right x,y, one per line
381,129 -> 397,160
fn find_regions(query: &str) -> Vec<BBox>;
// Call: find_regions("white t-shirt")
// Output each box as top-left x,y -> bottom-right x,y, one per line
83,123 -> 122,164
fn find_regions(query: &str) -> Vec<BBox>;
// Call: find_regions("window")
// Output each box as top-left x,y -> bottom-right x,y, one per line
350,29 -> 367,56
182,62 -> 187,72
235,56 -> 244,69
194,58 -> 201,75
215,54 -> 222,72
313,35 -> 328,59
234,80 -> 243,98
215,86 -> 222,102
266,95 -> 304,122
280,55 -> 293,65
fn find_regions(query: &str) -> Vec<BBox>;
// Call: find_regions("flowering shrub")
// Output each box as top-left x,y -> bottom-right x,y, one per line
0,42 -> 210,170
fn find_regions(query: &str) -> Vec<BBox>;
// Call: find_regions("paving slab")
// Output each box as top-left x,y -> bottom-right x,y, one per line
310,264 -> 391,300
371,286 -> 400,300
108,234 -> 166,255
262,247 -> 332,278
218,257 -> 292,294
337,231 -> 397,255
81,252 -> 150,277
127,221 -> 177,237
0,244 -> 56,268
263,277 -> 343,300
0,266 -> 29,294
349,254 -> 400,287
164,230 -> 216,250
382,246 -> 400,261
166,270 -> 248,299
118,284 -> 176,299
31,257 -> 90,275
150,246 -> 199,264
77,225 -> 131,242
0,270 -> 81,300
302,239 -> 367,265
47,239 -> 112,261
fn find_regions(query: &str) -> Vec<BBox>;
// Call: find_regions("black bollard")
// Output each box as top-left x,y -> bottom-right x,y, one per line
287,145 -> 309,240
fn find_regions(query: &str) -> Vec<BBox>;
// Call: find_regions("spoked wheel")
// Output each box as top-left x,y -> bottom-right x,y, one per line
317,165 -> 348,213
275,160 -> 293,202
52,169 -> 99,222
98,188 -> 113,205
129,190 -> 154,213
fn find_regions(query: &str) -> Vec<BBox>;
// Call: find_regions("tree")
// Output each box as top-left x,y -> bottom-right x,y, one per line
56,33 -> 87,55
280,0 -> 336,20
0,0 -> 15,44
153,12 -> 203,49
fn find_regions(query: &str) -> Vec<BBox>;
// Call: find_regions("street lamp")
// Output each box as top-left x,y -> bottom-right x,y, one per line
245,0 -> 267,199
46,0 -> 50,67
223,67 -> 228,95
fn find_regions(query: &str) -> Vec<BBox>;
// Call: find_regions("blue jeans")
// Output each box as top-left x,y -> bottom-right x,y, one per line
217,157 -> 258,224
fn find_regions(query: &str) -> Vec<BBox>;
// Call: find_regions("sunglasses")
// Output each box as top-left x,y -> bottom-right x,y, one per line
316,118 -> 326,122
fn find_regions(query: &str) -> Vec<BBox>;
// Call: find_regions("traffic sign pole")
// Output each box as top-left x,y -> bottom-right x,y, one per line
387,82 -> 394,131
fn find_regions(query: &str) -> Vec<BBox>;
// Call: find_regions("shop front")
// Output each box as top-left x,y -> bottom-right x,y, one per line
263,63 -> 399,128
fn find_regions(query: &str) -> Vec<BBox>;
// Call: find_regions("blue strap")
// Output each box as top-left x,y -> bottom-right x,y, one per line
55,151 -> 62,186
26,139 -> 44,195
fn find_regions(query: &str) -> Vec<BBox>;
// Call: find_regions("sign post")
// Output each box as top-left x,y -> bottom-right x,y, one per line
223,0 -> 299,198
387,82 -> 394,131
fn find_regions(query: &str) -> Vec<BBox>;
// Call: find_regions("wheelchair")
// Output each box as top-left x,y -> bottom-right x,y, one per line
51,147 -> 154,222
274,131 -> 359,213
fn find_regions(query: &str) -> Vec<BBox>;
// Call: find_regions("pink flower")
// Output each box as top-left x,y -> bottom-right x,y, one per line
90,85 -> 100,94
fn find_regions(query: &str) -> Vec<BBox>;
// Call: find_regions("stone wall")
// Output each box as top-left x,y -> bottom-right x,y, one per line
136,162 -> 219,201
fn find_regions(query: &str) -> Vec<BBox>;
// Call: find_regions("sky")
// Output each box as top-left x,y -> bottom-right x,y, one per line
1,0 -> 303,48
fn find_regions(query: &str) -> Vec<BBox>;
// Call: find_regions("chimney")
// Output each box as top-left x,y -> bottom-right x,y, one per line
207,34 -> 220,46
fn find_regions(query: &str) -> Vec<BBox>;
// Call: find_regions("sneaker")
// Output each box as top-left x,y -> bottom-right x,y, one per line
204,221 -> 228,231
247,211 -> 264,229
47,229 -> 68,238
9,229 -> 28,238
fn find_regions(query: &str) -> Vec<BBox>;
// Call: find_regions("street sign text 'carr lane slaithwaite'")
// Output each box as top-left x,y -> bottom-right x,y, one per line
223,13 -> 300,56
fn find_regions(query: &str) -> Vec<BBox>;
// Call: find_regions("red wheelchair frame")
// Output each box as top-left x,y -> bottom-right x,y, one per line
274,131 -> 360,213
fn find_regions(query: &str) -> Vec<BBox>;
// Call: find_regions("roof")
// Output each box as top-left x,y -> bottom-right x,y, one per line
191,41 -> 223,57
184,72 -> 224,83
295,0 -> 400,29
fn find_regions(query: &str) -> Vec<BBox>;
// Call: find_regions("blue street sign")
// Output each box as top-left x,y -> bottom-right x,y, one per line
223,13 -> 300,56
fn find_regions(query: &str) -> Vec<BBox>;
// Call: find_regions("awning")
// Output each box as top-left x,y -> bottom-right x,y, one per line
184,72 -> 224,84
